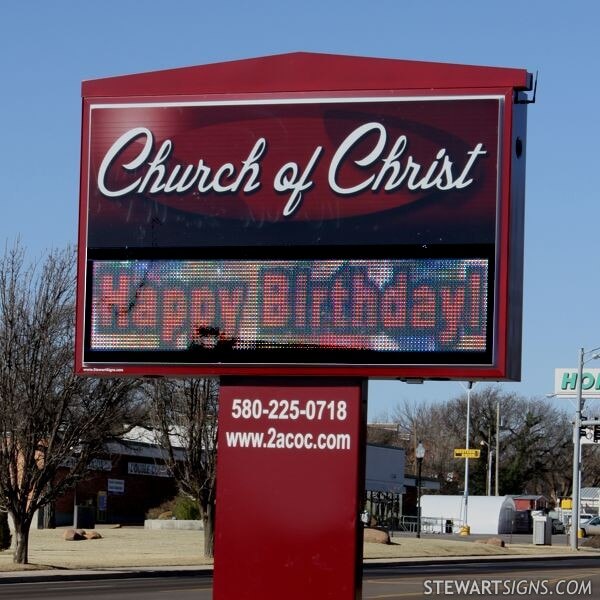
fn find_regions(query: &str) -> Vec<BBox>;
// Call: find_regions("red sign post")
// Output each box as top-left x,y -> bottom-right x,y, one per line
215,379 -> 366,599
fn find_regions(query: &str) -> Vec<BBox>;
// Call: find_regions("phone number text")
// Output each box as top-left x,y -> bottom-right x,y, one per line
231,398 -> 348,421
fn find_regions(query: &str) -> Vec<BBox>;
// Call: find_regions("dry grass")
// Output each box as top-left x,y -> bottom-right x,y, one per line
0,527 -> 211,571
0,527 -> 582,572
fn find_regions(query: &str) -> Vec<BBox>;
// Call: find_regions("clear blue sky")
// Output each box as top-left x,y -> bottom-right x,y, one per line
1,1 -> 597,419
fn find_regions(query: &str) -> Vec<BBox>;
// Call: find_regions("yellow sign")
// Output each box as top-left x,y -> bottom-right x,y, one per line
454,448 -> 481,459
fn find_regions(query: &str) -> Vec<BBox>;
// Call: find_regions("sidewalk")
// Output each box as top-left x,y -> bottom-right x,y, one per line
0,526 -> 594,583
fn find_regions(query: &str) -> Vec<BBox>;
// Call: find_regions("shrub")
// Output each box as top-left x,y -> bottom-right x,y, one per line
146,495 -> 201,520
145,498 -> 176,520
173,496 -> 200,520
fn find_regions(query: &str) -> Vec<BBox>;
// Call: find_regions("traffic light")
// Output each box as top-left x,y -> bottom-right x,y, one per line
594,425 -> 600,443
581,426 -> 589,437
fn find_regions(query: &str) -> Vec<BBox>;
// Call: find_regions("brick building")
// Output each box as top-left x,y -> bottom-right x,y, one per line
53,433 -> 181,526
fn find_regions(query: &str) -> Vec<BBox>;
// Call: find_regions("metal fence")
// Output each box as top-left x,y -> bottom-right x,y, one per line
392,515 -> 465,535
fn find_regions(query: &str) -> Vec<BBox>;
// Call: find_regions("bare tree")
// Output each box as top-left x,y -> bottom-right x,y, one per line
475,394 -> 570,498
149,378 -> 218,558
390,387 -> 573,500
0,242 -> 142,563
392,398 -> 458,485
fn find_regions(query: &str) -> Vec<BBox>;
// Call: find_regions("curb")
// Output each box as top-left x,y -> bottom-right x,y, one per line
0,566 -> 213,585
1,552 -> 596,584
363,551 -> 597,569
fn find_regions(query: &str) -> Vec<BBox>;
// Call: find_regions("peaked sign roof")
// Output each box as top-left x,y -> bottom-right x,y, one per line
82,51 -> 532,97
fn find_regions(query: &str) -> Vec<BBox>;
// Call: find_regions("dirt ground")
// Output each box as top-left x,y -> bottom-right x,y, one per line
0,527 -> 586,572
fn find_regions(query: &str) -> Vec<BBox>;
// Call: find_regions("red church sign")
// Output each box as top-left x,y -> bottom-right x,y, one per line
77,53 -> 532,600
76,53 -> 531,380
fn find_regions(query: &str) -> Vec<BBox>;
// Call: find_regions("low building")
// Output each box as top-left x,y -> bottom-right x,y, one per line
364,444 -> 405,528
53,433 -> 181,526
46,436 -> 438,528
513,494 -> 548,512
364,444 -> 440,528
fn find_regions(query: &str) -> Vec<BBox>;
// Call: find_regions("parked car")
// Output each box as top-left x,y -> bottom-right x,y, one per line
580,513 -> 594,524
551,519 -> 565,534
580,516 -> 600,536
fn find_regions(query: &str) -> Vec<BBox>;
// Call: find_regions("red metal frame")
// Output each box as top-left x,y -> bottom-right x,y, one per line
76,52 -> 530,380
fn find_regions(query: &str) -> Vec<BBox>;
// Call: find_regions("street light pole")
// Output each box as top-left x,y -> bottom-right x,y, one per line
495,400 -> 500,496
415,441 -> 425,539
569,346 -> 600,550
462,382 -> 475,530
479,439 -> 493,496
488,449 -> 493,497
571,347 -> 584,551
549,347 -> 600,550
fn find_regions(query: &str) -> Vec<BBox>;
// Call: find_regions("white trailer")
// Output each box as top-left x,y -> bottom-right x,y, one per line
420,495 -> 516,534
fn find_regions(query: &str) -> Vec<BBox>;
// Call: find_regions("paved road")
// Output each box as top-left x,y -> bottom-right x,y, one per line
2,558 -> 600,599
363,558 -> 600,599
0,576 -> 212,599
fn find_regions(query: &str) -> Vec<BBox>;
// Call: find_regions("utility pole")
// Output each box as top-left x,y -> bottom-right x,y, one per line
495,400 -> 500,496
462,382 -> 475,530
571,347 -> 584,551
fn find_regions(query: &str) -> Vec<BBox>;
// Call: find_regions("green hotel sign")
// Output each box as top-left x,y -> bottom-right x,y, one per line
554,368 -> 600,398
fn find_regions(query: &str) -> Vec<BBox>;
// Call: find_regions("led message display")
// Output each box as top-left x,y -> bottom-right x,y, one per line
86,258 -> 489,364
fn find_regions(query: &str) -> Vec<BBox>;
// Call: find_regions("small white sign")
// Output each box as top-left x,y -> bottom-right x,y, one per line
554,368 -> 600,398
107,478 -> 125,494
